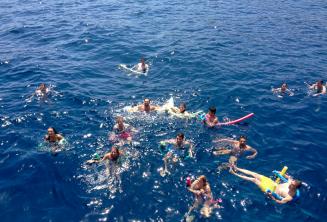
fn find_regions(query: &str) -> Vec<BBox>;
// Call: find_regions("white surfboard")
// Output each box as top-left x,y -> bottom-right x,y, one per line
119,64 -> 148,76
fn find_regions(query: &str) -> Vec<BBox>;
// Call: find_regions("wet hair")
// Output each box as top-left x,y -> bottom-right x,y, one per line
111,146 -> 120,161
293,180 -> 302,189
180,103 -> 186,109
318,80 -> 323,84
116,116 -> 123,122
209,106 -> 216,114
48,127 -> 58,134
177,133 -> 185,139
239,135 -> 247,140
199,175 -> 207,186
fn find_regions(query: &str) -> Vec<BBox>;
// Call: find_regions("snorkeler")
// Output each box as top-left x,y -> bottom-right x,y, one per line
86,146 -> 122,165
213,136 -> 257,165
230,165 -> 302,204
109,116 -> 137,145
203,106 -> 219,127
160,133 -> 193,176
309,80 -> 326,96
187,175 -> 219,218
133,58 -> 149,73
128,98 -> 160,112
272,83 -> 294,96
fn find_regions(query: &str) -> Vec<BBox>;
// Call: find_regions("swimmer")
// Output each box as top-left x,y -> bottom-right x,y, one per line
167,102 -> 201,118
230,165 -> 302,204
44,127 -> 64,143
272,83 -> 294,96
160,133 -> 193,176
35,83 -> 49,96
309,80 -> 326,96
44,127 -> 64,154
109,116 -> 137,145
128,98 -> 160,112
213,136 -> 257,166
203,106 -> 219,127
187,175 -> 219,218
132,58 -> 149,73
86,146 -> 122,165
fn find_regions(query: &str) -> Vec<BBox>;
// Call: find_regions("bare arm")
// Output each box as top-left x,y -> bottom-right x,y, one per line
268,193 -> 292,204
245,146 -> 257,159
186,141 -> 194,157
213,138 -> 236,143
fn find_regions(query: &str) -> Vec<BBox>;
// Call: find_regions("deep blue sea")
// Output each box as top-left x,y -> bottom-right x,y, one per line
1,0 -> 327,221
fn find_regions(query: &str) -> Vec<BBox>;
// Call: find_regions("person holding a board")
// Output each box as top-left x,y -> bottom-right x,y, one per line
133,58 -> 149,73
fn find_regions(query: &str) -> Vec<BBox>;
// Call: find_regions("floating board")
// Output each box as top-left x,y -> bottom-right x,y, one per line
119,64 -> 148,75
199,113 -> 254,126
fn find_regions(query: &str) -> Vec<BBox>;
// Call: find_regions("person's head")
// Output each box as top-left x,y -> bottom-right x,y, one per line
198,175 -> 207,187
281,83 -> 288,92
140,58 -> 145,64
179,103 -> 186,113
116,116 -> 124,126
38,83 -> 47,92
239,135 -> 247,146
208,106 -> 216,116
289,180 -> 302,191
47,127 -> 58,136
144,98 -> 150,107
176,133 -> 185,145
317,80 -> 323,87
111,146 -> 120,161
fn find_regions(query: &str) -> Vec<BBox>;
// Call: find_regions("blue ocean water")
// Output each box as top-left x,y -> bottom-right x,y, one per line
1,0 -> 327,221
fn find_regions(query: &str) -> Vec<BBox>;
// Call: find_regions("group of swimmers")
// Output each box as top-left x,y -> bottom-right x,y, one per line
36,74 -> 326,219
272,80 -> 326,97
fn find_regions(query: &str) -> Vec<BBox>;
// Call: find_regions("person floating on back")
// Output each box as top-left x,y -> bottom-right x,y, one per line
230,165 -> 302,204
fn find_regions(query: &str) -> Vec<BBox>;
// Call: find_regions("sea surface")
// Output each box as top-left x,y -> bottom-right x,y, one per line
0,0 -> 327,221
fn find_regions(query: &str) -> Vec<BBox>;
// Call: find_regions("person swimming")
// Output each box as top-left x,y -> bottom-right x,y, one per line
128,98 -> 160,112
187,175 -> 219,218
109,116 -> 137,145
230,165 -> 302,204
44,127 -> 64,154
203,106 -> 219,127
86,146 -> 122,165
272,83 -> 294,96
213,136 -> 257,165
160,133 -> 194,176
133,58 -> 149,73
35,83 -> 49,96
44,127 -> 64,143
309,80 -> 326,96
